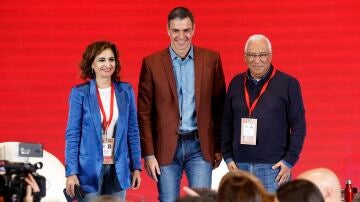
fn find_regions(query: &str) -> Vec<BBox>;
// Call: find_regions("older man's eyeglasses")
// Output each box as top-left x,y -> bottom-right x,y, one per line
246,52 -> 271,62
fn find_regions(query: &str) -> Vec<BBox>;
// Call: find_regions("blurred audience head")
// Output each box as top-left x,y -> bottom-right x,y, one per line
90,195 -> 123,202
217,170 -> 274,202
276,179 -> 324,202
178,186 -> 217,202
176,195 -> 211,202
298,168 -> 341,202
353,192 -> 360,202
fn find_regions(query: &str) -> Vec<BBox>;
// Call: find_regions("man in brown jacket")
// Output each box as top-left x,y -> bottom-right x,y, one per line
137,7 -> 226,202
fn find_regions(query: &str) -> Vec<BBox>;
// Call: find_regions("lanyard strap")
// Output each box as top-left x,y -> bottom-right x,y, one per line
244,68 -> 276,117
96,83 -> 115,135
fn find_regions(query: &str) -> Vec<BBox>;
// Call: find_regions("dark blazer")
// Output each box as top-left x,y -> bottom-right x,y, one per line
65,80 -> 141,193
137,46 -> 226,166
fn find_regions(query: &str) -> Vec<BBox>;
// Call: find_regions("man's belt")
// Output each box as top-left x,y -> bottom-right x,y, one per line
178,130 -> 199,140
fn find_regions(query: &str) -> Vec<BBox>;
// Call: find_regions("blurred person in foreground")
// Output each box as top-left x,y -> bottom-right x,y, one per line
90,195 -> 123,202
178,186 -> 217,202
221,34 -> 306,192
176,196 -> 212,202
298,168 -> 341,202
65,41 -> 141,201
217,170 -> 274,202
176,187 -> 217,202
354,192 -> 360,202
276,179 -> 324,202
138,6 -> 226,202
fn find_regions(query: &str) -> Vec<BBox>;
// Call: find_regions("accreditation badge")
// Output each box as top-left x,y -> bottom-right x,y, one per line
102,136 -> 114,164
240,118 -> 257,145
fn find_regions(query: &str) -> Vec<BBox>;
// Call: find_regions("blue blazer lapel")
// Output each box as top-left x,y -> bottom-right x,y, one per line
114,82 -> 126,157
89,80 -> 102,138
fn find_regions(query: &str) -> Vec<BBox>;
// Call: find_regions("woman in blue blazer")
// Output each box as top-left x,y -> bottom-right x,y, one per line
65,41 -> 141,201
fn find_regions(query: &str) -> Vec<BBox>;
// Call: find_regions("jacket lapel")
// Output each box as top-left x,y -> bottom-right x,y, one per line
161,49 -> 179,105
114,82 -> 126,157
89,80 -> 102,139
194,47 -> 203,112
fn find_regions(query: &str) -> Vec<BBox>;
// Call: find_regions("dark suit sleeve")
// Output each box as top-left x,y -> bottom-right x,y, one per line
127,85 -> 142,170
65,87 -> 83,176
221,79 -> 235,161
283,78 -> 306,166
137,58 -> 155,157
212,54 -> 226,153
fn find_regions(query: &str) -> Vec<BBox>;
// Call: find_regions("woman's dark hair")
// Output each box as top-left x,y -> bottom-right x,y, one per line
276,179 -> 324,202
79,41 -> 121,81
191,188 -> 217,201
176,196 -> 211,202
217,170 -> 274,202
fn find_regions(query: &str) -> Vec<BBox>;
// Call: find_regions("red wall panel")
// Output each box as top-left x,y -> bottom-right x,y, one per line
1,0 -> 359,199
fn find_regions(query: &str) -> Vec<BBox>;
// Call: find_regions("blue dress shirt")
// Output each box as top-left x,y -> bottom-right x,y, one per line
169,46 -> 197,133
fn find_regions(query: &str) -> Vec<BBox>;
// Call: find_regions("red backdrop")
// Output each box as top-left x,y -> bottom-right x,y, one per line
1,0 -> 359,200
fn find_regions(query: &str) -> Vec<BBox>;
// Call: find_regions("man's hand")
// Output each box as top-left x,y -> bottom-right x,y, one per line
226,161 -> 238,172
24,174 -> 40,202
131,170 -> 141,189
272,161 -> 291,185
145,157 -> 161,182
66,175 -> 80,197
213,153 -> 222,168
24,174 -> 40,192
183,186 -> 200,196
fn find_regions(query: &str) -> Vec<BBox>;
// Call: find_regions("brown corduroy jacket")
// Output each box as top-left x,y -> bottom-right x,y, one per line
137,46 -> 226,166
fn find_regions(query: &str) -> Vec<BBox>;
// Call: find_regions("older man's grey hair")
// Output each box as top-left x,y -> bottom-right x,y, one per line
244,34 -> 272,53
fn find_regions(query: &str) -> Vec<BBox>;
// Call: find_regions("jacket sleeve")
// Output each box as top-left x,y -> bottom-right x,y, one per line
221,79 -> 235,162
127,85 -> 142,170
212,54 -> 226,153
283,78 -> 306,166
137,58 -> 155,157
65,87 -> 83,177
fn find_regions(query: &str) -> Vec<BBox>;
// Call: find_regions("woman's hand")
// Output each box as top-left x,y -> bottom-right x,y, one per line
66,175 -> 79,197
131,170 -> 141,189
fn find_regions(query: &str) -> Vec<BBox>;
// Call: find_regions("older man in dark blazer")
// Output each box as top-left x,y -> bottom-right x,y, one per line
137,7 -> 226,202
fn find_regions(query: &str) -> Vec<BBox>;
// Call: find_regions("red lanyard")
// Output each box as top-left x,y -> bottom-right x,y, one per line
244,69 -> 276,117
96,83 -> 115,135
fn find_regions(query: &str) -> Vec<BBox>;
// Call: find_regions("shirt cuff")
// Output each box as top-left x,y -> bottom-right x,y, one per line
144,155 -> 155,160
224,158 -> 234,164
281,160 -> 293,168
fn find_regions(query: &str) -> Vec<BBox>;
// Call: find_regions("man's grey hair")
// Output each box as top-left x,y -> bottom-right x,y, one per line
244,34 -> 272,53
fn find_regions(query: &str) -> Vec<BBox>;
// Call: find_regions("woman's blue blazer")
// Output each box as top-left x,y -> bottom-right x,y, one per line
65,79 -> 141,192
